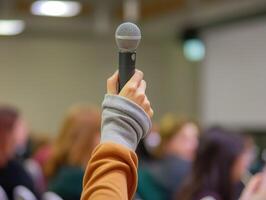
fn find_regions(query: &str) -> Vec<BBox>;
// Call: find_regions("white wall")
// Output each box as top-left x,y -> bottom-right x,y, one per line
0,35 -> 196,134
201,17 -> 266,129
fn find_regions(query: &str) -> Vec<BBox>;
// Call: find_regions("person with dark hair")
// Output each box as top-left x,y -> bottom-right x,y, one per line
177,127 -> 250,200
0,106 -> 38,200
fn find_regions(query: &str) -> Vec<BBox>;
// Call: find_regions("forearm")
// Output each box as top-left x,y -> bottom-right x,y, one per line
81,95 -> 151,200
81,143 -> 138,200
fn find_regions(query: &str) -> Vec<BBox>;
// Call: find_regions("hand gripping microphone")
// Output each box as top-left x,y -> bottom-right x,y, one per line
115,22 -> 141,92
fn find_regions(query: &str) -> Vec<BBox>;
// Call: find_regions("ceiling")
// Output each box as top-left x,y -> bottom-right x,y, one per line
0,0 -> 266,39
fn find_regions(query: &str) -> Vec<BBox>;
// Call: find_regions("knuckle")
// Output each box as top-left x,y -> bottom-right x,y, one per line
144,100 -> 151,108
128,85 -> 137,92
107,77 -> 113,84
137,94 -> 145,101
136,70 -> 143,78
142,80 -> 146,85
150,109 -> 154,117
139,71 -> 144,77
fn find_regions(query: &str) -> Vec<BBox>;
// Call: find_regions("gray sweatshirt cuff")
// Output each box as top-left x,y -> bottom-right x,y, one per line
100,94 -> 152,151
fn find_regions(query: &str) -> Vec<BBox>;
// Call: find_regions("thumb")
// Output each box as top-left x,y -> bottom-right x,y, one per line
107,71 -> 119,95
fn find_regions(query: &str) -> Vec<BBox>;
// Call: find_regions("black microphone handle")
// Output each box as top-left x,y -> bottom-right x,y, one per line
118,52 -> 136,92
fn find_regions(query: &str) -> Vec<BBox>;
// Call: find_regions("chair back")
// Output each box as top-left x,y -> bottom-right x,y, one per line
13,185 -> 37,200
0,186 -> 8,200
42,192 -> 64,200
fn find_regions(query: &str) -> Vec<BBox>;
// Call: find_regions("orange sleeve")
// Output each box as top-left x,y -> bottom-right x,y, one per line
81,142 -> 138,200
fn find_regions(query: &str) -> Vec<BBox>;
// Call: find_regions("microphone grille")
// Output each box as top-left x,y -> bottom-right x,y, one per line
115,22 -> 141,52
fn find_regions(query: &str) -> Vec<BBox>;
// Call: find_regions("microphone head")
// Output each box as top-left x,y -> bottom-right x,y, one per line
115,22 -> 141,52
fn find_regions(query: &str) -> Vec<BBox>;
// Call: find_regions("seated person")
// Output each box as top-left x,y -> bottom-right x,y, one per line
0,106 -> 38,199
138,115 -> 200,200
177,127 -> 252,200
45,105 -> 101,200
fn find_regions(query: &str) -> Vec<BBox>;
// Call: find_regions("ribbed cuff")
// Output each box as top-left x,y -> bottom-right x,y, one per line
100,94 -> 152,150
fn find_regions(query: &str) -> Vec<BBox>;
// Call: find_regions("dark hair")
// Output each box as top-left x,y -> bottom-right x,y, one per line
0,106 -> 19,135
178,127 -> 244,200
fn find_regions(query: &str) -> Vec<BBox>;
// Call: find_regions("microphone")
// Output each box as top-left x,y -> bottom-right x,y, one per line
115,22 -> 141,92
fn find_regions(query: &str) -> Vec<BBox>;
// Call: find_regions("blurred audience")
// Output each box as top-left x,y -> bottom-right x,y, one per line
44,105 -> 101,200
22,134 -> 53,194
0,105 -> 39,200
13,117 -> 31,161
136,123 -> 160,164
177,127 -> 249,200
138,114 -> 200,200
32,134 -> 53,172
234,134 -> 257,198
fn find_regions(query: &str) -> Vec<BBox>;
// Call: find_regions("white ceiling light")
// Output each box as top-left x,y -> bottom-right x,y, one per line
0,20 -> 25,36
31,1 -> 81,17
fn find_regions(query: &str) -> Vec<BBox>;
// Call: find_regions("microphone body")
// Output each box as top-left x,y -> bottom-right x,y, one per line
118,52 -> 136,92
115,22 -> 141,92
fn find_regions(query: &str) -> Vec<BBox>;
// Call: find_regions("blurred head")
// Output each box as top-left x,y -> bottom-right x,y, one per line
159,114 -> 200,161
232,134 -> 256,183
45,105 -> 101,178
13,117 -> 29,150
179,127 -> 245,200
0,106 -> 20,167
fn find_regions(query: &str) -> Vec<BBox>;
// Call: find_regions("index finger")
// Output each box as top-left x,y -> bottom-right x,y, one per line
107,71 -> 119,94
123,69 -> 144,89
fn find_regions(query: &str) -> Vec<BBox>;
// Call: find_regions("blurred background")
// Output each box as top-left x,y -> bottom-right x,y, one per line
1,0 -> 266,135
0,0 -> 266,157
1,0 -> 266,200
